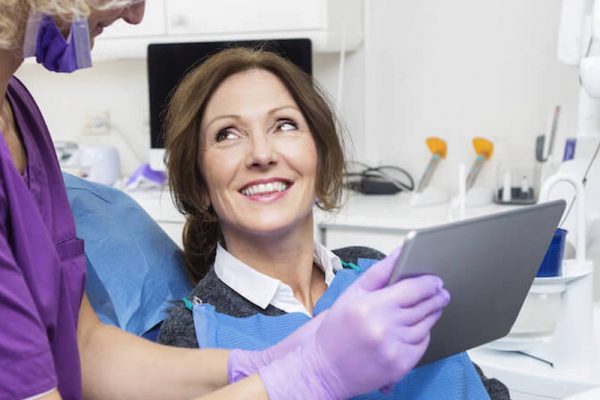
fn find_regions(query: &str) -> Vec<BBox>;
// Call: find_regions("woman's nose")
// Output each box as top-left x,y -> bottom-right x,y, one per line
247,134 -> 278,169
122,1 -> 145,25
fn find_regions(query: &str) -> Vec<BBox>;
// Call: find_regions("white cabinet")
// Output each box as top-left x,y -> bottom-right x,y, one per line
99,0 -> 167,38
166,0 -> 326,35
317,223 -> 410,255
126,189 -> 185,248
316,193 -> 516,254
93,0 -> 363,59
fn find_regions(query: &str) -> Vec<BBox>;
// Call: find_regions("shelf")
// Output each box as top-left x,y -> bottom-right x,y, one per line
125,188 -> 184,223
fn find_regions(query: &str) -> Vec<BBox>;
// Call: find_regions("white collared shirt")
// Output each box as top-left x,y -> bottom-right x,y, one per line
213,242 -> 343,316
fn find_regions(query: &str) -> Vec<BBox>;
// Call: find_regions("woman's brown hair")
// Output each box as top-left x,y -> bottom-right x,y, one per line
165,47 -> 345,283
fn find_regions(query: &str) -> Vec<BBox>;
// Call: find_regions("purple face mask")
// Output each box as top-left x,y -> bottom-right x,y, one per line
23,13 -> 93,73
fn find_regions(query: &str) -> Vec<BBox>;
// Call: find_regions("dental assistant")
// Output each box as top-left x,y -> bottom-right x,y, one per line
0,1 -> 452,399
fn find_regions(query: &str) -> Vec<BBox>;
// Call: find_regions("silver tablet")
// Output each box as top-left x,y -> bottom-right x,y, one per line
387,200 -> 566,366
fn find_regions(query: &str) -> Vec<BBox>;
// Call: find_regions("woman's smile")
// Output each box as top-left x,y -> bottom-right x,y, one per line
239,178 -> 293,202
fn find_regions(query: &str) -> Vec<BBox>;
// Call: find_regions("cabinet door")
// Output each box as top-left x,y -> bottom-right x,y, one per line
166,0 -> 326,36
100,0 -> 167,38
158,222 -> 184,249
318,225 -> 409,255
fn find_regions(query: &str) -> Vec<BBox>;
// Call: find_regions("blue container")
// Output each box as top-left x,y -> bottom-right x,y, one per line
537,228 -> 568,277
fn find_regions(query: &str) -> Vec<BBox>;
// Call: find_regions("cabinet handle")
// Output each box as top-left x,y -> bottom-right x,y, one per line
171,14 -> 188,28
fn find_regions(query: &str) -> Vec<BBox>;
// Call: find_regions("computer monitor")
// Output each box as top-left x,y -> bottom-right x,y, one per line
147,38 -> 313,170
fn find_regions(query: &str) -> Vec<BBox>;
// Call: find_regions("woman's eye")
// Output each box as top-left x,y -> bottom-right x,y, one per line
215,129 -> 239,142
276,119 -> 298,132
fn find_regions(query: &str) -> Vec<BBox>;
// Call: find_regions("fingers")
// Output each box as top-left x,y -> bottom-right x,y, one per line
397,309 -> 444,345
358,279 -> 448,345
356,246 -> 403,291
398,289 -> 450,326
382,275 -> 445,308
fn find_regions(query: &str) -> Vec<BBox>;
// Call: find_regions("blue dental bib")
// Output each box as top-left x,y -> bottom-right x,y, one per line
191,259 -> 490,399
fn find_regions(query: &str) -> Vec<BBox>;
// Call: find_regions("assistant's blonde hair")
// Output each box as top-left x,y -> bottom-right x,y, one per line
0,0 -> 139,50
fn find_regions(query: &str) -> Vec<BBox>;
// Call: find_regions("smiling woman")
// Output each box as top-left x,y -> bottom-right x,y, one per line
164,47 -> 345,285
159,47 -> 507,400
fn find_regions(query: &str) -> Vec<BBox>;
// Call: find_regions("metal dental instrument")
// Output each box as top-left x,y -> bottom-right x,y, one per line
416,137 -> 447,193
536,105 -> 561,162
465,137 -> 494,191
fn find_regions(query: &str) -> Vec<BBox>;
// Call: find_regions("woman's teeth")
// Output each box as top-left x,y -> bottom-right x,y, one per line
241,182 -> 289,196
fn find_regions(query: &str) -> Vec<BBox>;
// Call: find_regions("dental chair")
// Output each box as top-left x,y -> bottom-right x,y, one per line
63,173 -> 191,340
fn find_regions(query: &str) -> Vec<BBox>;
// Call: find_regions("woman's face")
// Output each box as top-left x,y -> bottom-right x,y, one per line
199,69 -> 318,238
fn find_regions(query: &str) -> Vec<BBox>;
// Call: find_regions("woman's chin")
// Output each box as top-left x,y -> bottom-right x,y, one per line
229,219 -> 305,240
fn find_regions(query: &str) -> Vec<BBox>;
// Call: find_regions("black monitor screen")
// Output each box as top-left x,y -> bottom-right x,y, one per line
147,38 -> 312,149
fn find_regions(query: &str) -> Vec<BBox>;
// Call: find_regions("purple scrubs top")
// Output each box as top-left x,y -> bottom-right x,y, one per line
0,77 -> 85,399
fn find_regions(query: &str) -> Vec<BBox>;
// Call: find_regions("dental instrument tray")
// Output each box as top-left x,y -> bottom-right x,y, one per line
387,200 -> 566,366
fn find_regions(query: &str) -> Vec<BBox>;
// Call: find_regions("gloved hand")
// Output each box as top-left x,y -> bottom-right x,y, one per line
228,251 -> 406,383
258,247 -> 450,399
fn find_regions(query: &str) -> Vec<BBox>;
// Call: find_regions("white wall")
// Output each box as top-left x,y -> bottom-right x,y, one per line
362,0 -> 579,195
314,49 -> 366,160
16,0 -> 580,191
16,60 -> 150,175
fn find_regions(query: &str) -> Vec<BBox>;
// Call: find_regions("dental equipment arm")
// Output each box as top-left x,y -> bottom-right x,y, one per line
556,0 -> 600,241
557,0 -> 589,66
558,0 -> 600,106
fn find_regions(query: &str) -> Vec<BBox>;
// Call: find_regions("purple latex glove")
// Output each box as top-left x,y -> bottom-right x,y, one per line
257,247 -> 450,400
